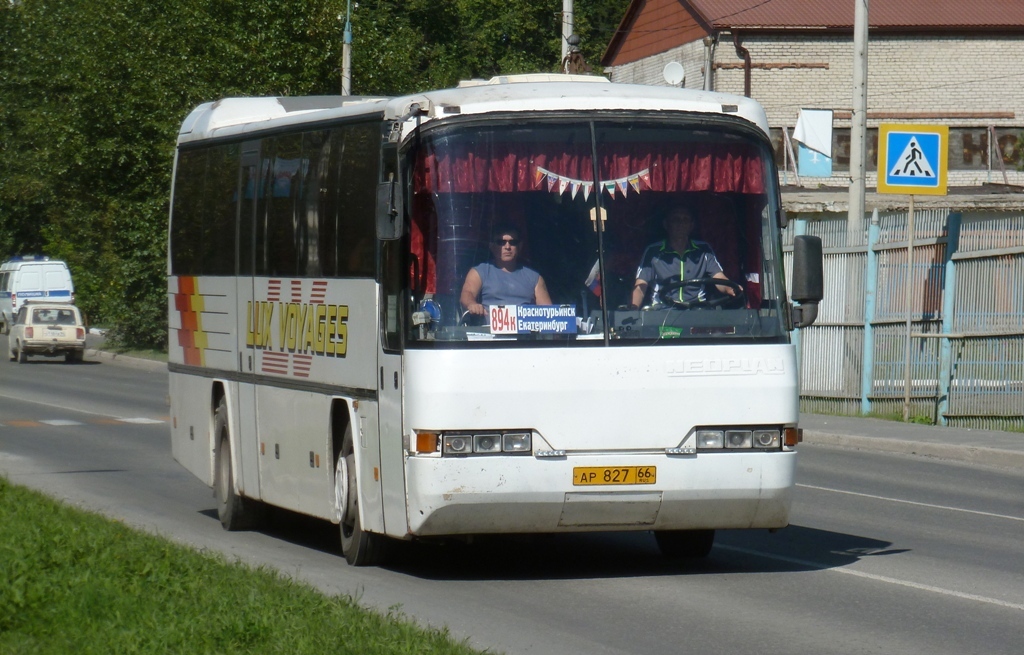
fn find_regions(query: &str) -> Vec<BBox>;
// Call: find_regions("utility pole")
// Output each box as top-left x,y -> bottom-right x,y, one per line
848,0 -> 868,239
561,0 -> 574,70
341,0 -> 352,96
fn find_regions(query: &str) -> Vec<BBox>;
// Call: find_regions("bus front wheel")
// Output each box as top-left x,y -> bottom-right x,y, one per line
214,398 -> 261,531
654,529 -> 715,558
336,424 -> 386,566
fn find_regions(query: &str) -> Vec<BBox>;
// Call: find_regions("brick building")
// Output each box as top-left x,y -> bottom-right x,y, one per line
602,2 -> 1024,428
601,0 -> 1024,191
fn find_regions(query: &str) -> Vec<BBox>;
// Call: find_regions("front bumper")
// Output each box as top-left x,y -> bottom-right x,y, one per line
404,450 -> 796,536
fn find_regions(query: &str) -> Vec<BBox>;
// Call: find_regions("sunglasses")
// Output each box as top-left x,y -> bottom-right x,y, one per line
494,238 -> 520,246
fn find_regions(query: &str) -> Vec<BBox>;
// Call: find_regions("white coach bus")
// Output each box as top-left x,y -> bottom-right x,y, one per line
168,75 -> 823,566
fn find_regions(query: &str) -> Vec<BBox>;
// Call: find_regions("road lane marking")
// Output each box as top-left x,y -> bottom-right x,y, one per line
0,392 -> 165,425
0,392 -> 130,418
798,483 -> 1024,523
719,544 -> 1024,612
2,418 -> 166,428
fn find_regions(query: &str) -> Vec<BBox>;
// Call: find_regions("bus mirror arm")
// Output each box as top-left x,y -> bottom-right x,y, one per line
790,235 -> 823,328
791,301 -> 819,328
376,174 -> 404,240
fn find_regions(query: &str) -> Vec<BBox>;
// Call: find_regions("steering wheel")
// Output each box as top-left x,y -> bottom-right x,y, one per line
459,310 -> 486,326
657,276 -> 745,309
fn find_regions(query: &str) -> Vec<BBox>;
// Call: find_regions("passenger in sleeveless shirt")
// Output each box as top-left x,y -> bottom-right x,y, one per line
461,226 -> 552,316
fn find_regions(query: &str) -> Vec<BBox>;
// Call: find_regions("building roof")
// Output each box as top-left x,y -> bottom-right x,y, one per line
604,0 -> 1024,67
688,0 -> 1024,30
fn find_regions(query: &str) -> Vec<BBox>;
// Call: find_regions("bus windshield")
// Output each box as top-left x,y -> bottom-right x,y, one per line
406,117 -> 787,345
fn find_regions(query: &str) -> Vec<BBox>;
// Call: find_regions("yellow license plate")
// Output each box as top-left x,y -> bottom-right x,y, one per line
573,466 -> 656,486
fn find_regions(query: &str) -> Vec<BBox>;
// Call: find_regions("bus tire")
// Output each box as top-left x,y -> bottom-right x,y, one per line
214,397 -> 260,531
337,423 -> 386,566
654,529 -> 715,558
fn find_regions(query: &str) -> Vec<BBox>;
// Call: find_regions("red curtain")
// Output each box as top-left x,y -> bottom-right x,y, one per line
414,142 -> 766,195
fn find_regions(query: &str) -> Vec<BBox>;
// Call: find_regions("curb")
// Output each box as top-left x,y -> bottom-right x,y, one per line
85,348 -> 167,373
802,430 -> 1024,470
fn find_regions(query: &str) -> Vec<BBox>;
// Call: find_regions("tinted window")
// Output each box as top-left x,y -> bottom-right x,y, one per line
204,144 -> 239,275
175,121 -> 380,280
333,123 -> 378,277
171,149 -> 206,275
171,145 -> 239,275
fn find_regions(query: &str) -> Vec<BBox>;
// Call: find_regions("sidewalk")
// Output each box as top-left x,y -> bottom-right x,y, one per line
800,413 -> 1024,470
84,330 -> 167,372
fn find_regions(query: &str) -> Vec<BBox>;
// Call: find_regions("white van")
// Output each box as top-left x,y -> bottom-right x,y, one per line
0,256 -> 75,334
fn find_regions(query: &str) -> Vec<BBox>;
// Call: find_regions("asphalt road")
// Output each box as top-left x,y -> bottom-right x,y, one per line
1,338 -> 1022,655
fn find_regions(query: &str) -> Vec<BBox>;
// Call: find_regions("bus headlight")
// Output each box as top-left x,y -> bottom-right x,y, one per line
444,435 -> 472,455
694,427 -> 784,451
696,430 -> 724,449
503,432 -> 531,452
753,429 -> 781,448
473,433 -> 502,453
725,430 -> 753,449
436,430 -> 533,456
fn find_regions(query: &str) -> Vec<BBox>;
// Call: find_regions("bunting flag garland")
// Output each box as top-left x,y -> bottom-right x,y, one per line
534,165 -> 650,200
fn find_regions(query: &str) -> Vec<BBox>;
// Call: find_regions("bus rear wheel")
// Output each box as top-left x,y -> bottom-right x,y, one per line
214,397 -> 261,531
654,529 -> 715,558
336,424 -> 386,566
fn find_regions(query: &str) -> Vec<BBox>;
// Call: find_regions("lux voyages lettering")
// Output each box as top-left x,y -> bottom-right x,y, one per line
246,301 -> 349,357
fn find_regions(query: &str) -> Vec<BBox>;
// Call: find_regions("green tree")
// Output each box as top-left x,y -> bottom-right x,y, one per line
1,0 -> 630,349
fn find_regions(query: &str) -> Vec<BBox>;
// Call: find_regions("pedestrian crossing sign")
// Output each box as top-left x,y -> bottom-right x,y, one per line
877,124 -> 948,195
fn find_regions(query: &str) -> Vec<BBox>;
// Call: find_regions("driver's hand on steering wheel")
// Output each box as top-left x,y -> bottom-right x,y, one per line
713,275 -> 738,296
465,302 -> 486,315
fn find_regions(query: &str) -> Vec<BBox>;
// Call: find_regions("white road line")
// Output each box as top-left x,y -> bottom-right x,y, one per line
0,392 -> 165,424
718,544 -> 1024,612
0,392 -> 123,419
798,483 -> 1024,523
38,419 -> 84,427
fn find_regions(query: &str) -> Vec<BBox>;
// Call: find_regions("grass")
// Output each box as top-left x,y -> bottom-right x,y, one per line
0,478 -> 488,655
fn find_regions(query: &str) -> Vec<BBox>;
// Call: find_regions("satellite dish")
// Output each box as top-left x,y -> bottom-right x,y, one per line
663,61 -> 685,86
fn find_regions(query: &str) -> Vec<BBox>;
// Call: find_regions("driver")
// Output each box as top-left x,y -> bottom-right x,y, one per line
461,225 -> 552,315
629,206 -> 737,308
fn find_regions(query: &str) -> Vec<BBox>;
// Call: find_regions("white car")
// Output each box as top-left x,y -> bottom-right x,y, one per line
8,301 -> 86,363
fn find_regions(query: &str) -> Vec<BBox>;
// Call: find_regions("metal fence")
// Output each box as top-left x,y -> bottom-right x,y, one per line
785,210 -> 1024,431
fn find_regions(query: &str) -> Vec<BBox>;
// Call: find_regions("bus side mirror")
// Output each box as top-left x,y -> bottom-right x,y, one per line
376,174 -> 404,240
790,234 -> 823,328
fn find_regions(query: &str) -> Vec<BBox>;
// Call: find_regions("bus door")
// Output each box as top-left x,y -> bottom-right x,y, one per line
233,141 -> 262,499
377,238 -> 407,535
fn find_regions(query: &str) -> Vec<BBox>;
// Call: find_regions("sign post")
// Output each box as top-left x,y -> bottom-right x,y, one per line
876,124 -> 948,421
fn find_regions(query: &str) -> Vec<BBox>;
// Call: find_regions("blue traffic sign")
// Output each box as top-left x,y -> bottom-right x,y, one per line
877,124 -> 948,195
